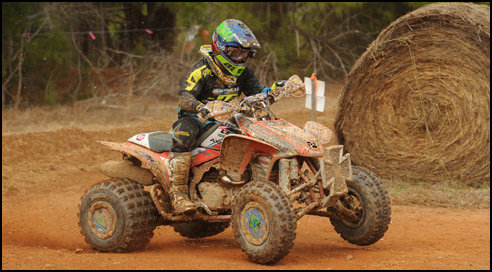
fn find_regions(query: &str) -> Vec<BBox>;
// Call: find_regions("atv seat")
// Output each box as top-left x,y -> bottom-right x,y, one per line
147,131 -> 173,152
146,122 -> 220,153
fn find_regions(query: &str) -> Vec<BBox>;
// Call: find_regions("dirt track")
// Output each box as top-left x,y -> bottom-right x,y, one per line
2,84 -> 490,270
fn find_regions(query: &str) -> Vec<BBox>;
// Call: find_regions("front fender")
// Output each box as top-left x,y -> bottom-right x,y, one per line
303,121 -> 332,146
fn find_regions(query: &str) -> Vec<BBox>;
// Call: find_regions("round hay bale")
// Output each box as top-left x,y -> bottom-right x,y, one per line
334,3 -> 490,185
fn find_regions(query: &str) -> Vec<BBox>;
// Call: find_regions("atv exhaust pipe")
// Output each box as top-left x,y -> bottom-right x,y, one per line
219,174 -> 247,186
101,160 -> 154,185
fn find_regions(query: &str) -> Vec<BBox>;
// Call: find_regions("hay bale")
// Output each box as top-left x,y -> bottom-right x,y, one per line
334,3 -> 490,185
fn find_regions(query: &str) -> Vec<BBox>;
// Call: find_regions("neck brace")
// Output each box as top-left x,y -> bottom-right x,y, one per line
199,45 -> 238,87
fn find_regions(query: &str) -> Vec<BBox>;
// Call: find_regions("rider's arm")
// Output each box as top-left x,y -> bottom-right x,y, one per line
238,67 -> 273,96
178,92 -> 204,112
178,61 -> 209,112
237,66 -> 281,103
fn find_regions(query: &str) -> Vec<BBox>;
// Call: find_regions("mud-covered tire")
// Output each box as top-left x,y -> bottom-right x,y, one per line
232,181 -> 296,265
173,221 -> 230,239
78,178 -> 159,252
329,166 -> 391,246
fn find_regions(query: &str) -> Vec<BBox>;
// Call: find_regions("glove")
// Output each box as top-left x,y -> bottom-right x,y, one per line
197,105 -> 210,122
267,92 -> 276,104
267,80 -> 287,104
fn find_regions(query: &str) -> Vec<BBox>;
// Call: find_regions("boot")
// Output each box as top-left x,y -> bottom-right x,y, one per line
168,152 -> 196,215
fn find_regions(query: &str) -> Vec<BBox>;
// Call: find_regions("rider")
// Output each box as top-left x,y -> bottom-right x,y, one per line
169,19 -> 283,215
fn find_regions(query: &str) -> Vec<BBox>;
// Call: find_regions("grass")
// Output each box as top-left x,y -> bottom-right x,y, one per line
384,178 -> 490,209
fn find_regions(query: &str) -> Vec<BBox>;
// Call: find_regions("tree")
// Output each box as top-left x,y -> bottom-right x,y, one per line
6,2 -> 482,108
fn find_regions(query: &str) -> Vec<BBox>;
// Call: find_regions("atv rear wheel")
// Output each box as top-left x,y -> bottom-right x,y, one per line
232,181 -> 296,265
329,166 -> 391,246
78,178 -> 159,252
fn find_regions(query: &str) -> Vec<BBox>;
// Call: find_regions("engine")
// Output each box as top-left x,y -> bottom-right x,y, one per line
197,182 -> 233,210
197,170 -> 250,211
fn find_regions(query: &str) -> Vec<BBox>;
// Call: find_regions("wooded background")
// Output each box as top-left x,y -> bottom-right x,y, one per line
2,2 -> 489,109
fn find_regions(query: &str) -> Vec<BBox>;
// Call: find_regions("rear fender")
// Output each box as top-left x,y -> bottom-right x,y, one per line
219,135 -> 279,175
98,141 -> 170,188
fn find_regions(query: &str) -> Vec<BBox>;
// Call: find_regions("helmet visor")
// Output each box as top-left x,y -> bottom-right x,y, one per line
224,46 -> 255,63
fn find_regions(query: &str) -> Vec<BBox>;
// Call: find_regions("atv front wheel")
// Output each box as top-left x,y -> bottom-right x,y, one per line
329,166 -> 391,246
232,181 -> 296,265
78,178 -> 159,252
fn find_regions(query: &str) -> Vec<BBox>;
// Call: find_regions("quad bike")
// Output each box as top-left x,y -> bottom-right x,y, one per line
78,75 -> 391,265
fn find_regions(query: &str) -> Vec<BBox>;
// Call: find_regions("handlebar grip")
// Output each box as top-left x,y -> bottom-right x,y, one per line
199,109 -> 235,123
198,113 -> 212,123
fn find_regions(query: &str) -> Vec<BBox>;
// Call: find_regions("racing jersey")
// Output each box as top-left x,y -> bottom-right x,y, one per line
177,58 -> 271,119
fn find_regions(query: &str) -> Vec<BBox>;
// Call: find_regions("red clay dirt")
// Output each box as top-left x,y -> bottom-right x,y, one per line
2,83 -> 490,270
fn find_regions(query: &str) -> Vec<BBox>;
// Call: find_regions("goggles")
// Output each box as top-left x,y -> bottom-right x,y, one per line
224,46 -> 256,63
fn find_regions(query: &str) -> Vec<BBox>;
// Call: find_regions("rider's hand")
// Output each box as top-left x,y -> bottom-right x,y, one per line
267,92 -> 276,104
267,88 -> 281,104
197,105 -> 210,122
267,80 -> 287,104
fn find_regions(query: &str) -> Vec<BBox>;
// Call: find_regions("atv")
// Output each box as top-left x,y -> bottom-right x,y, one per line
78,75 -> 391,264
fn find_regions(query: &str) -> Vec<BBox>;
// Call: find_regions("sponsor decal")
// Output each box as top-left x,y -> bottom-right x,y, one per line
136,134 -> 146,141
307,141 -> 318,149
210,87 -> 239,101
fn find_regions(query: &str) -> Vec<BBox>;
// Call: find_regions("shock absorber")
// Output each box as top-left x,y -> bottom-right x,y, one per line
278,158 -> 301,196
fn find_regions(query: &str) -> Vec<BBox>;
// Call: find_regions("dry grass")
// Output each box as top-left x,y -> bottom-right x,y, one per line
1,50 -> 193,136
1,94 -> 179,135
335,2 -> 490,186
384,178 -> 490,209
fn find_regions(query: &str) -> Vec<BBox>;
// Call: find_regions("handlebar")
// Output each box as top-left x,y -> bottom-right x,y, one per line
197,74 -> 306,123
198,106 -> 238,123
198,93 -> 271,123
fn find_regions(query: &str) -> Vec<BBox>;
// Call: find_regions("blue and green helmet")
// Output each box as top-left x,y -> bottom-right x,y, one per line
211,19 -> 261,77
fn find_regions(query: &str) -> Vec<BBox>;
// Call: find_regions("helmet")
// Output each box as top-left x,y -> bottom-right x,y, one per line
211,19 -> 261,77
